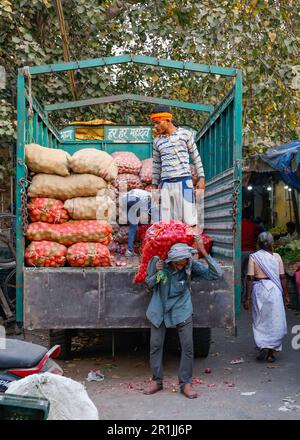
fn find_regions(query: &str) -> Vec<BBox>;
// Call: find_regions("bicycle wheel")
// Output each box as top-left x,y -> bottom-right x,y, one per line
0,233 -> 15,265
0,213 -> 16,253
3,268 -> 16,312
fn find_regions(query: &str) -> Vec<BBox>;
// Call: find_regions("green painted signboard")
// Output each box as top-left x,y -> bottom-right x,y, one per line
104,126 -> 153,143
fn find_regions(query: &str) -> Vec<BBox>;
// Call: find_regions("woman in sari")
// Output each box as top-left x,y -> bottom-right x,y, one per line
244,232 -> 290,362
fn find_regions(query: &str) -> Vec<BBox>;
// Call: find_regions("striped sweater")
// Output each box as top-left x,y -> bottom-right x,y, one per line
152,127 -> 205,185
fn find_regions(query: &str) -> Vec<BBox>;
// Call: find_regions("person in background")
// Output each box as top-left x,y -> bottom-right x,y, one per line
149,104 -> 205,227
143,234 -> 223,399
278,221 -> 299,244
244,232 -> 290,362
121,189 -> 158,257
254,216 -> 266,233
241,207 -> 260,302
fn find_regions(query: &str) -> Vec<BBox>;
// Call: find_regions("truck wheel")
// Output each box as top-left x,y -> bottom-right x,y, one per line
193,328 -> 211,358
49,330 -> 72,360
165,328 -> 211,358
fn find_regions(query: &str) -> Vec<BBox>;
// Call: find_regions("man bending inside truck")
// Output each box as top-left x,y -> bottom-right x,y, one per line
121,188 -> 159,257
149,105 -> 205,227
143,233 -> 223,399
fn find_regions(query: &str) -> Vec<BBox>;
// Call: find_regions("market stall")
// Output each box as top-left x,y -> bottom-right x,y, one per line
243,141 -> 300,310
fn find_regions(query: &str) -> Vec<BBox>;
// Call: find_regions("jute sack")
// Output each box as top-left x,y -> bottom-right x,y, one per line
25,143 -> 71,176
28,173 -> 107,201
70,148 -> 118,182
64,194 -> 115,221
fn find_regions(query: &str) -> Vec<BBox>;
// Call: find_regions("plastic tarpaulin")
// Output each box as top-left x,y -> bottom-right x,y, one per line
261,141 -> 300,191
68,119 -> 114,140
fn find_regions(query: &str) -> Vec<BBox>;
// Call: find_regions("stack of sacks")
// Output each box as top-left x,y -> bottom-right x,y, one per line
25,144 -> 114,267
65,148 -> 117,222
144,184 -> 156,192
140,158 -> 156,191
28,198 -> 69,224
64,187 -> 116,222
108,224 -> 129,256
106,152 -> 142,256
139,158 -> 152,185
112,152 -> 143,191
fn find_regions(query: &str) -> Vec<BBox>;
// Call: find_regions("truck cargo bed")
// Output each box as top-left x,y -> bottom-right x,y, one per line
23,264 -> 234,330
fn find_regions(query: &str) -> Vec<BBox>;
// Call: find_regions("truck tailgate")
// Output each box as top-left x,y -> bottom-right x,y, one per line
23,266 -> 234,330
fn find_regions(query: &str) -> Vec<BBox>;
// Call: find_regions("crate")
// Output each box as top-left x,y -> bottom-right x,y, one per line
0,394 -> 50,420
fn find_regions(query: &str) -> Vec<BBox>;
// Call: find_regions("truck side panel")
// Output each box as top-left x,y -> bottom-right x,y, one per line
197,84 -> 242,317
23,267 -> 234,330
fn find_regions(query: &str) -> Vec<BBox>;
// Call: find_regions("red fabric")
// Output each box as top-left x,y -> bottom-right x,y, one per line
242,219 -> 260,251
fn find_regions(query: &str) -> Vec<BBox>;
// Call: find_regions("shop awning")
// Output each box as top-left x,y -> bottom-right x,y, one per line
260,141 -> 300,191
242,155 -> 274,173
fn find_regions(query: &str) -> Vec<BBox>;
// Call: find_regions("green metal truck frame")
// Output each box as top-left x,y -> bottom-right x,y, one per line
16,55 -> 242,354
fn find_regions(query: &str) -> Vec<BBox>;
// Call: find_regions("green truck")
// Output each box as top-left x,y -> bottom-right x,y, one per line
16,55 -> 242,358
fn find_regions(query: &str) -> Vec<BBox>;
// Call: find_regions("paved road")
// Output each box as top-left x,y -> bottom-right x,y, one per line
46,307 -> 300,420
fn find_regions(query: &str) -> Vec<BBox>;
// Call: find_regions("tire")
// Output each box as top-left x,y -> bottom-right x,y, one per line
0,232 -> 16,265
193,328 -> 211,358
49,330 -> 72,360
3,268 -> 16,310
165,327 -> 211,358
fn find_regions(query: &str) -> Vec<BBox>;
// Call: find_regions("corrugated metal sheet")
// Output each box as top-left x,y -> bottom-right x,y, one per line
204,168 -> 235,262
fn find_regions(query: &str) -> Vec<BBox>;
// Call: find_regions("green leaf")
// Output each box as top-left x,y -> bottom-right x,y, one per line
24,33 -> 33,41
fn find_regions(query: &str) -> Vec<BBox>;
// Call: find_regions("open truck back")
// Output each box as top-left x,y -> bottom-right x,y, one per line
16,55 -> 242,357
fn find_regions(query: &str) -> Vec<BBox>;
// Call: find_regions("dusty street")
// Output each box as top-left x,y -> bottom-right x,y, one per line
13,307 -> 300,420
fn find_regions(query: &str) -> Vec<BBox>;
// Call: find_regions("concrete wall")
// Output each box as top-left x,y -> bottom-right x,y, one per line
274,181 -> 299,227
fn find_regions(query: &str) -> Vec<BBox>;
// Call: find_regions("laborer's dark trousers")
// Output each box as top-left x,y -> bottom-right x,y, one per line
149,316 -> 193,389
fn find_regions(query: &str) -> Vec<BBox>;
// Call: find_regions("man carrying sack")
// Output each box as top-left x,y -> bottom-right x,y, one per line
143,235 -> 223,399
149,105 -> 205,228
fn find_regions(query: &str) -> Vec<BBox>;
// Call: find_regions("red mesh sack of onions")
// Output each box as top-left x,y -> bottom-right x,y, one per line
67,243 -> 111,267
137,224 -> 151,243
108,241 -> 127,255
115,174 -> 144,191
139,158 -> 153,184
144,185 -> 156,192
25,240 -> 67,267
111,152 -> 142,175
134,221 -> 194,283
28,198 -> 69,223
113,225 -> 129,244
26,220 -> 112,246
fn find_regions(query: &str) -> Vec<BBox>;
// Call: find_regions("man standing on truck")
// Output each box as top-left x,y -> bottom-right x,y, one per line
121,188 -> 159,257
143,234 -> 223,399
149,105 -> 205,227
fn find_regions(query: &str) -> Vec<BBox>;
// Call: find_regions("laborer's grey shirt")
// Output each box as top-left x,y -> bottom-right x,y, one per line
145,255 -> 223,328
152,127 -> 205,186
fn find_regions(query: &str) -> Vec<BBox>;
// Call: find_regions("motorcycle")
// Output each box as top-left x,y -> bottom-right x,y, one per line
0,338 -> 63,392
